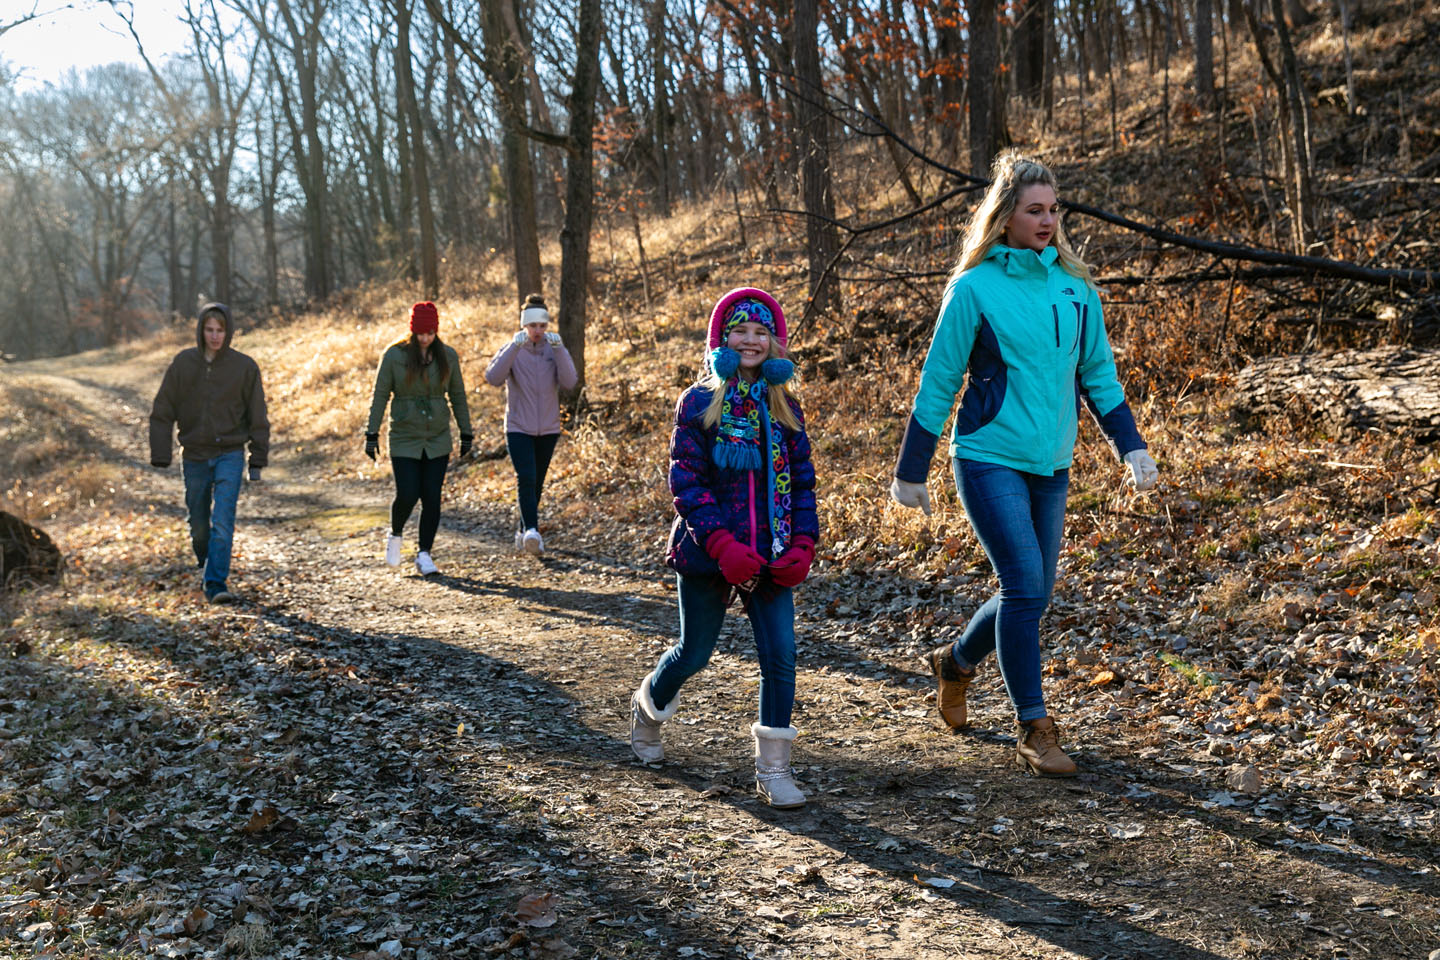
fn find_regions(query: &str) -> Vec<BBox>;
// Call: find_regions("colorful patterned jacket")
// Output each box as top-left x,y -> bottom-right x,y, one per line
666,383 -> 819,576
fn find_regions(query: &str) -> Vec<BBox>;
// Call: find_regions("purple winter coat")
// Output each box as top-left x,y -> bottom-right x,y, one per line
665,383 -> 820,576
484,336 -> 578,435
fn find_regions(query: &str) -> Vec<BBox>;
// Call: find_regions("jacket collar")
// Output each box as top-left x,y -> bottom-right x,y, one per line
987,243 -> 1059,278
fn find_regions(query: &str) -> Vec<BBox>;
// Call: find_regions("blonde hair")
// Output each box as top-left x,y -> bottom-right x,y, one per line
950,151 -> 1095,287
698,331 -> 800,432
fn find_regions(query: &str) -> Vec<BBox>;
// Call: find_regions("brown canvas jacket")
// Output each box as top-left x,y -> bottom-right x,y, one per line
148,302 -> 270,468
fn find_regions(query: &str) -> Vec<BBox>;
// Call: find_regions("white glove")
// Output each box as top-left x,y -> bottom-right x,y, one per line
512,330 -> 527,345
1123,449 -> 1158,491
545,331 -> 563,346
889,477 -> 932,516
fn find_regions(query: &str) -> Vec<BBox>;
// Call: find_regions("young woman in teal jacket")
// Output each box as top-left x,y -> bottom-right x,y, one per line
890,152 -> 1158,777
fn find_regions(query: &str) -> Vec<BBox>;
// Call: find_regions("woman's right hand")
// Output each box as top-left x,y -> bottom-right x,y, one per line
512,331 -> 527,345
889,477 -> 932,515
705,530 -> 765,585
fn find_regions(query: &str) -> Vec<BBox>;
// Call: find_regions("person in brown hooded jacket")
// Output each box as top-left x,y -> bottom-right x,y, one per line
149,302 -> 269,603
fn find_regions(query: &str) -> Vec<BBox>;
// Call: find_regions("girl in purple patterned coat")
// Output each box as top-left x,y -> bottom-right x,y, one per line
627,287 -> 820,809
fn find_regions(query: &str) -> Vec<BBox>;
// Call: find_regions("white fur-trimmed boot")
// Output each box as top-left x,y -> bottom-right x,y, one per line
629,673 -> 677,763
751,723 -> 807,809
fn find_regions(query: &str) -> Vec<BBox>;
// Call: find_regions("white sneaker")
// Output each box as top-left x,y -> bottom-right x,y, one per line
514,529 -> 525,553
385,534 -> 402,567
415,551 -> 438,576
522,528 -> 544,557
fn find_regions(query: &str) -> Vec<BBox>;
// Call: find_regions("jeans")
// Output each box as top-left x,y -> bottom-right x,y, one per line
649,574 -> 797,728
948,458 -> 1069,723
506,432 -> 559,531
182,449 -> 245,595
391,453 -> 449,552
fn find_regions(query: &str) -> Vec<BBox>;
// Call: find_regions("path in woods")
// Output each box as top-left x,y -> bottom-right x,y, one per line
3,351 -> 1438,959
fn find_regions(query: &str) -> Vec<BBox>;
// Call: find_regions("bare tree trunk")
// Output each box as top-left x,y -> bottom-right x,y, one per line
1246,0 -> 1313,252
1337,0 -> 1356,116
557,0 -> 602,402
1269,0 -> 1315,247
793,0 -> 842,315
1162,0 -> 1172,148
1195,0 -> 1216,108
167,181 -> 183,315
395,0 -> 438,297
481,0 -> 543,300
1014,0 -> 1046,104
648,0 -> 671,216
967,0 -> 1000,172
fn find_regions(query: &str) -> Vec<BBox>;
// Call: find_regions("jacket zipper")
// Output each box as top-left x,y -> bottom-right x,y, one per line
748,472 -> 758,552
1051,305 -> 1060,348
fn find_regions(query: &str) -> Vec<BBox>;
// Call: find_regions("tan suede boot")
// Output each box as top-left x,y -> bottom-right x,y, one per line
1015,716 -> 1077,777
926,644 -> 976,731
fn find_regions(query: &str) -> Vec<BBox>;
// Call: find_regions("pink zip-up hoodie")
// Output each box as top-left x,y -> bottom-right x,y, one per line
484,336 -> 578,436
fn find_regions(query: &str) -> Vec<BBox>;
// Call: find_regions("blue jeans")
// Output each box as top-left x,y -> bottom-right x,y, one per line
182,449 -> 245,596
506,432 -> 560,531
650,574 -> 797,728
948,458 -> 1069,723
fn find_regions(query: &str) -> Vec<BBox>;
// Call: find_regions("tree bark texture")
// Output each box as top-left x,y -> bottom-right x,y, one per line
792,0 -> 842,316
557,0 -> 603,399
966,0 -> 1000,173
481,0 -> 543,302
1194,0 -> 1216,107
395,0 -> 439,298
1234,346 -> 1440,439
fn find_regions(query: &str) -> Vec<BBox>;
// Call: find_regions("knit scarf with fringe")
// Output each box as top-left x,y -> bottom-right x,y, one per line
713,376 -> 792,559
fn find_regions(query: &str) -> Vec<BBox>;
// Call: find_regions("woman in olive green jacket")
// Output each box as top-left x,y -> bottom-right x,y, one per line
365,301 -> 472,575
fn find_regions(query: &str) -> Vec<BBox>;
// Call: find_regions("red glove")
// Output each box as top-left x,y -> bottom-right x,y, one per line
705,530 -> 764,586
767,537 -> 815,588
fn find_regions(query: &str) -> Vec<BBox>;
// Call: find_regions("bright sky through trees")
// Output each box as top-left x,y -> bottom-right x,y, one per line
0,0 -> 189,91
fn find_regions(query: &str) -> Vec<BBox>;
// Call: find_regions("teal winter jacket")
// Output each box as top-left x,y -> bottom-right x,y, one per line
895,244 -> 1145,481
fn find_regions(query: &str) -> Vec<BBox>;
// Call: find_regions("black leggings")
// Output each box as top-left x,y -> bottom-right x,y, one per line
506,432 -> 559,531
391,453 -> 448,551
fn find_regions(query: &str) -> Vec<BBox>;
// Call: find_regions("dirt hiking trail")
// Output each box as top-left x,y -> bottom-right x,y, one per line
2,350 -> 1438,960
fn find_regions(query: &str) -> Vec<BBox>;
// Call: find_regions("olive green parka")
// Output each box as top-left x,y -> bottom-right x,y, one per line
366,341 -> 472,459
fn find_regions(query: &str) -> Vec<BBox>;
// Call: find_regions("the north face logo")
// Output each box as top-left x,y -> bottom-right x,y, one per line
1061,287 -> 1075,296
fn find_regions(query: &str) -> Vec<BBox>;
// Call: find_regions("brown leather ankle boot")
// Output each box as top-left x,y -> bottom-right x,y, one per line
926,644 -> 976,731
1015,716 -> 1077,777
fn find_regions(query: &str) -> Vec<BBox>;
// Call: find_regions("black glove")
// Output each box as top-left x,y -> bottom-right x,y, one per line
365,433 -> 379,461
459,433 -> 473,458
151,460 -> 170,469
248,467 -> 262,483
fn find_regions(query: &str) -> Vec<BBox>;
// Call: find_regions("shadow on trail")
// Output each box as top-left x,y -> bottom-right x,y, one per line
234,605 -> 1245,960
433,574 -> 675,641
939,723 -> 1440,900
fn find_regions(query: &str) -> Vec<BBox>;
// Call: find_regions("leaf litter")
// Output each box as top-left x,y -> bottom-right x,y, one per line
1,293 -> 1438,959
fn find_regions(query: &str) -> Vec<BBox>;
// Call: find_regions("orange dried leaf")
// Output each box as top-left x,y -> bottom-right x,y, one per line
516,891 -> 559,928
241,805 -> 279,834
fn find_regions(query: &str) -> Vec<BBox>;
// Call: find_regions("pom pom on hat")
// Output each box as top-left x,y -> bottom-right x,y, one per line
709,347 -> 740,380
410,301 -> 439,334
761,357 -> 794,385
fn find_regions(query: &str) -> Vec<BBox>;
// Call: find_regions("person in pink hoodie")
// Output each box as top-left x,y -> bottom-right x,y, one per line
484,293 -> 578,556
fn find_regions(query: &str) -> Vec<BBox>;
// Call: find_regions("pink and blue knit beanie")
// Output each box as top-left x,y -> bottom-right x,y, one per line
706,287 -> 793,384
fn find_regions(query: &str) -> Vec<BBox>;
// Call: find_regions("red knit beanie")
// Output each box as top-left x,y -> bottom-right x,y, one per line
410,301 -> 439,334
